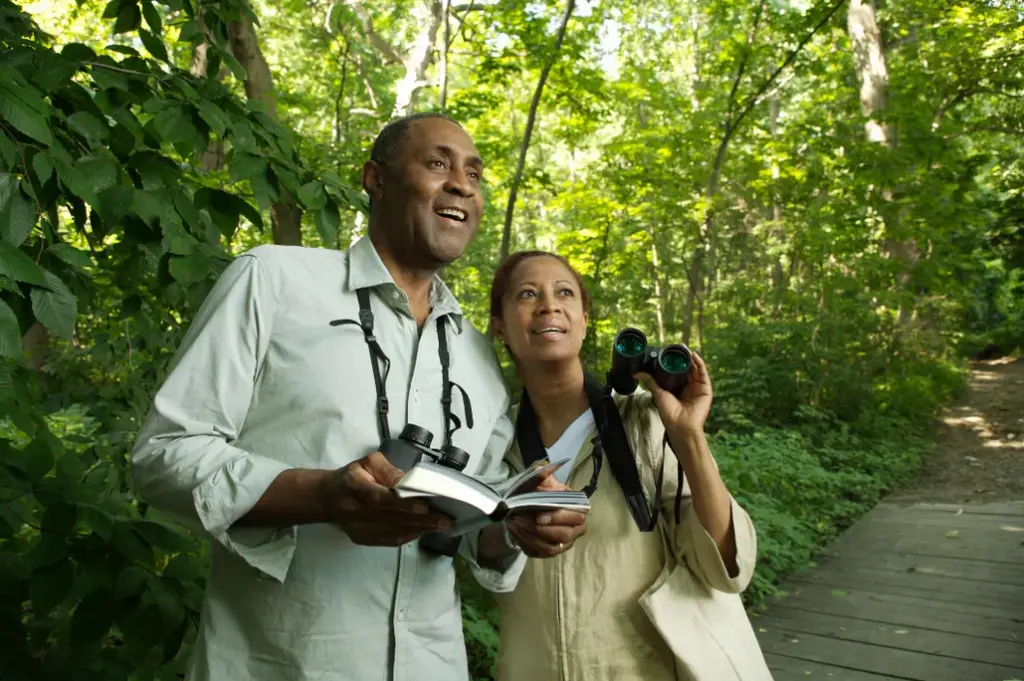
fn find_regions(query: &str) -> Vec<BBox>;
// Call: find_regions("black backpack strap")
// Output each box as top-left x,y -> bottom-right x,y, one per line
583,373 -> 660,532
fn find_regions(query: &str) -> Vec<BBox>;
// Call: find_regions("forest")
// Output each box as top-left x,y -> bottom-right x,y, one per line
0,0 -> 1022,678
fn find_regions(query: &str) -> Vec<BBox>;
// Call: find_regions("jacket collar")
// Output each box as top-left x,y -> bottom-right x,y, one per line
346,234 -> 463,334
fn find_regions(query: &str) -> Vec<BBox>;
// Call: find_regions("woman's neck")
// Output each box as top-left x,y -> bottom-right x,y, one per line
521,360 -> 590,447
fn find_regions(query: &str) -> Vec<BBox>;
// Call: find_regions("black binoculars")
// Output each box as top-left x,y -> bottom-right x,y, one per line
608,327 -> 693,396
380,424 -> 470,473
380,424 -> 468,558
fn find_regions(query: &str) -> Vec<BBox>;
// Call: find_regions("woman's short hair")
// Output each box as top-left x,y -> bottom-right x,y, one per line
489,250 -> 592,319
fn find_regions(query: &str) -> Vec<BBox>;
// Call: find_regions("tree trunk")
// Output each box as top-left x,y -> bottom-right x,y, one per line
439,0 -> 452,109
190,18 -> 226,172
498,0 -> 575,264
650,232 -> 666,344
228,15 -> 303,246
847,0 -> 918,327
392,0 -> 443,117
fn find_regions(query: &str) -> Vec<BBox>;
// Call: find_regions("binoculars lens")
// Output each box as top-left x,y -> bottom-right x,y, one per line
659,348 -> 691,374
614,332 -> 646,357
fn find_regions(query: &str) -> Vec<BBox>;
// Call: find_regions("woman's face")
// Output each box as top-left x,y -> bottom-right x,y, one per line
492,256 -> 588,367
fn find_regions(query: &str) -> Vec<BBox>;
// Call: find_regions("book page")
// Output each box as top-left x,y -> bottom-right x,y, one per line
494,459 -> 568,498
504,491 -> 591,515
394,462 -> 500,516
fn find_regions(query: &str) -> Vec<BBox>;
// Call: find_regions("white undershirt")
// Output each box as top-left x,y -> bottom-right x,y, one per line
545,409 -> 596,483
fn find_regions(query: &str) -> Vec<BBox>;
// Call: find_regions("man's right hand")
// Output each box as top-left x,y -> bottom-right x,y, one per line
317,452 -> 453,546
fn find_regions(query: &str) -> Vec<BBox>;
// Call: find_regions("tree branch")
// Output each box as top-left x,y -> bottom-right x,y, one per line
343,0 -> 403,65
498,0 -> 576,263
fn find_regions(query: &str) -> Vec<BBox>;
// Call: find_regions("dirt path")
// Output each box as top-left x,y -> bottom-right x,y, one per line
889,356 -> 1024,504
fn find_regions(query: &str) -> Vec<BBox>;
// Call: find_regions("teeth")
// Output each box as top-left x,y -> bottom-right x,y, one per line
437,208 -> 466,221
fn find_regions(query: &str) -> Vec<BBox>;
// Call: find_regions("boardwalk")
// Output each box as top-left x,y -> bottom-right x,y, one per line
753,500 -> 1024,681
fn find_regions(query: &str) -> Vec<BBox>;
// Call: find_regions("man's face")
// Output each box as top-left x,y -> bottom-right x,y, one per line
364,118 -> 485,270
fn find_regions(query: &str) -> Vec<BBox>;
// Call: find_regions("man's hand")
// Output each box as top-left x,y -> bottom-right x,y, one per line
506,473 -> 588,558
318,452 -> 453,546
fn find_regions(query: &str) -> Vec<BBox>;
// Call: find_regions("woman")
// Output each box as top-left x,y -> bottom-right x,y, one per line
491,251 -> 773,681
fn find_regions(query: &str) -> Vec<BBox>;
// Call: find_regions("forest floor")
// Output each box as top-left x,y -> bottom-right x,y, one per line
888,355 -> 1024,504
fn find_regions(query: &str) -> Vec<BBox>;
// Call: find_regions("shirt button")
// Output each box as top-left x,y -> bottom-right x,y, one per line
392,291 -> 401,300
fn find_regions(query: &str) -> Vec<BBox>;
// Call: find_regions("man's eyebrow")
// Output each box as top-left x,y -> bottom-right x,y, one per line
434,144 -> 485,169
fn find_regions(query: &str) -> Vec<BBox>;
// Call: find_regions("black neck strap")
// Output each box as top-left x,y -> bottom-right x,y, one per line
330,288 -> 473,446
516,372 -> 666,532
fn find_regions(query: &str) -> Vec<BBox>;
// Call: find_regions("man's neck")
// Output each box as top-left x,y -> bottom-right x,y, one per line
521,360 -> 590,448
369,230 -> 434,327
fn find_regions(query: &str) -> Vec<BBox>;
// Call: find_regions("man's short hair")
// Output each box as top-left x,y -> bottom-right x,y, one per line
369,112 -> 462,168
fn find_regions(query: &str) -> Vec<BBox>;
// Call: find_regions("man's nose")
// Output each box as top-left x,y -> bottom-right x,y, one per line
444,168 -> 473,197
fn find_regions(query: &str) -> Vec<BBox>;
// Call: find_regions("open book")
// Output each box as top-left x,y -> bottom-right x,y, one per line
394,459 -> 591,536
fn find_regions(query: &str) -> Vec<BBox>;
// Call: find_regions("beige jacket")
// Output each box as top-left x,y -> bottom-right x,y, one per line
494,394 -> 773,681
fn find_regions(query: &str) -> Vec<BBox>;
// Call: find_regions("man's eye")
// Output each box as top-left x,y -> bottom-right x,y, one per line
429,159 -> 447,169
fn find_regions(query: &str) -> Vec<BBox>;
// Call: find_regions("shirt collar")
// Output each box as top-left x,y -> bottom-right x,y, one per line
346,234 -> 464,333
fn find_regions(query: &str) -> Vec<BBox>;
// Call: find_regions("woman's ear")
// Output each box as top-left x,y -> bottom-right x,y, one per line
490,316 -> 506,344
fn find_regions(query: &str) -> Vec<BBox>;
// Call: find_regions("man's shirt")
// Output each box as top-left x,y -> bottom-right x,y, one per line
131,235 -> 524,681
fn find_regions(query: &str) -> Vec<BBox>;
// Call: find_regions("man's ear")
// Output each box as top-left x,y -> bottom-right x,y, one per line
361,160 -> 385,204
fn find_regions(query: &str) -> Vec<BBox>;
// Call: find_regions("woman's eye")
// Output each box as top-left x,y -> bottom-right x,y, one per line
518,290 -> 536,299
560,288 -> 575,297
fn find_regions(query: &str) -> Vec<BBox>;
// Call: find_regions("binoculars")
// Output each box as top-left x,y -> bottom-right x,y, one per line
380,424 -> 469,558
380,424 -> 470,473
608,327 -> 693,396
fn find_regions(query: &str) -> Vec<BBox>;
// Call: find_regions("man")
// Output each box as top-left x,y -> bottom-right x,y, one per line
131,113 -> 587,681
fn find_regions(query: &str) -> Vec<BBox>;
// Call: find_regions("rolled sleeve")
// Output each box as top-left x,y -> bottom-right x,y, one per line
636,398 -> 759,594
131,252 -> 297,582
457,403 -> 527,593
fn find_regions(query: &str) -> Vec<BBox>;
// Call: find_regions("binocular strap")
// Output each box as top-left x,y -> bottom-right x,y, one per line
329,288 -> 470,448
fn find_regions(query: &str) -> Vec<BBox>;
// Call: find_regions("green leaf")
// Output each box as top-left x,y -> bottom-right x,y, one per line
31,152 -> 53,184
132,520 -> 194,553
47,243 -> 92,268
111,524 -> 152,565
70,588 -> 115,650
141,0 -> 162,33
30,270 -> 78,339
67,111 -> 109,143
298,181 -> 328,210
229,152 -> 267,182
78,504 -> 114,541
61,43 -> 97,62
97,184 -> 134,225
102,0 -> 124,19
139,29 -> 169,62
10,436 -> 55,482
168,251 -> 210,286
0,299 -> 21,360
114,1 -> 142,34
196,101 -> 229,137
162,554 -> 201,582
120,603 -> 164,655
0,240 -> 48,286
75,153 -> 119,194
30,534 -> 68,569
0,360 -> 14,402
153,106 -> 197,145
30,561 -> 74,617
113,566 -> 149,600
0,83 -> 52,145
41,502 -> 78,535
0,180 -> 38,246
315,201 -> 340,247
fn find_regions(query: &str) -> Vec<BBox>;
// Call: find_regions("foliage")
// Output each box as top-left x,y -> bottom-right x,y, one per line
1,0 -> 1022,679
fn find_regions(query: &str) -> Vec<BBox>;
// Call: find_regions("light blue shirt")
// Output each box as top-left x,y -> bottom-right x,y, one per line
131,236 -> 525,681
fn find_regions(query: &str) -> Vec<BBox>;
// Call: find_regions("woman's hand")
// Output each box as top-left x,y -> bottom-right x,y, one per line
636,350 -> 713,435
507,470 -> 588,558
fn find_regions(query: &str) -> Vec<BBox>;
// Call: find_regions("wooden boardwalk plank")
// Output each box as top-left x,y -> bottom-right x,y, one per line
754,501 -> 1024,680
754,609 -> 1024,668
804,550 -> 1024,587
764,653 -> 904,680
756,584 -> 1024,642
757,629 -> 1022,681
